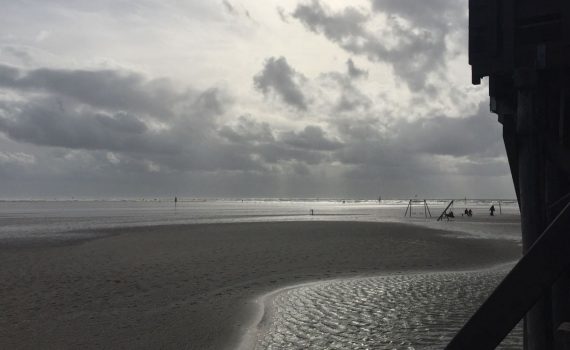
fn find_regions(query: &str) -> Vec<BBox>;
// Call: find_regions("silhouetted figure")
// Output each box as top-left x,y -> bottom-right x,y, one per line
310,209 -> 314,216
468,209 -> 473,217
489,205 -> 495,216
464,208 -> 469,216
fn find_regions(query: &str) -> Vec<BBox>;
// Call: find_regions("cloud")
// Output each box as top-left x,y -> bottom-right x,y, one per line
292,1 -> 369,41
280,125 -> 343,151
292,0 -> 466,91
0,0 -> 513,199
276,7 -> 289,22
35,30 -> 51,42
218,117 -> 332,166
253,56 -> 308,110
222,0 -> 236,15
327,102 -> 507,180
0,98 -> 178,153
346,58 -> 368,79
370,0 -> 466,30
396,105 -> 503,158
0,64 -> 183,118
0,151 -> 36,165
0,46 -> 34,65
320,68 -> 372,113
0,65 -> 254,175
218,115 -> 275,144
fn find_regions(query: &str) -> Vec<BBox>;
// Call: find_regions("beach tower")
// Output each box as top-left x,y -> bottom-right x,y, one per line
447,1 -> 570,349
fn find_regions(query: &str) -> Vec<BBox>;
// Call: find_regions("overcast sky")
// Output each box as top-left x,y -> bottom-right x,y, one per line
0,0 -> 515,199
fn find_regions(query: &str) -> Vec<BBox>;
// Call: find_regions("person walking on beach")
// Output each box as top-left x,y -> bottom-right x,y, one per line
489,205 -> 495,216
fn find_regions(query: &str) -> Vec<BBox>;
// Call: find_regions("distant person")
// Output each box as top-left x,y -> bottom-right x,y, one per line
489,205 -> 495,216
468,209 -> 473,217
464,208 -> 469,216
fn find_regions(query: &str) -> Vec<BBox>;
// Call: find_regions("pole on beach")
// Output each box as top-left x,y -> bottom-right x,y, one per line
424,200 -> 432,218
404,200 -> 412,217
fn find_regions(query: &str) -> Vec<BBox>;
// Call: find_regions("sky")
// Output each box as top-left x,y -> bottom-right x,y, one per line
0,0 -> 515,199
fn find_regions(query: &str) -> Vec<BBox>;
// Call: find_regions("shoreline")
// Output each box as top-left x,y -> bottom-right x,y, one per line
0,220 -> 521,349
237,260 -> 519,350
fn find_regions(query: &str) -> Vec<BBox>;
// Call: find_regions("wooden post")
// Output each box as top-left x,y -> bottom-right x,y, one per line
516,70 -> 552,350
556,323 -> 570,350
425,200 -> 432,218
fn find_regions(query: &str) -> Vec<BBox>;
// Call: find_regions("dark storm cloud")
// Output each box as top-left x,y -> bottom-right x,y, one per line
328,102 -> 509,179
0,65 -> 263,175
370,0 -> 466,30
0,61 -> 336,177
256,143 -> 326,165
253,56 -> 308,110
397,107 -> 503,158
280,125 -> 343,151
0,98 -> 180,154
292,0 -> 465,91
346,58 -> 368,79
218,117 -> 333,165
218,115 -> 275,144
0,64 -> 179,118
321,68 -> 371,113
292,1 -> 368,40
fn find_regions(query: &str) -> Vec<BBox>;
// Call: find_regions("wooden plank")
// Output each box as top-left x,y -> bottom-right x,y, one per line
437,200 -> 454,221
445,202 -> 570,349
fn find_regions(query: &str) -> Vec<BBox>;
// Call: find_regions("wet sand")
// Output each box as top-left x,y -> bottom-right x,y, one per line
0,221 -> 521,349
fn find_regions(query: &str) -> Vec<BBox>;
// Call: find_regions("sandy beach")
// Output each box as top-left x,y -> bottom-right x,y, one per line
0,220 -> 521,349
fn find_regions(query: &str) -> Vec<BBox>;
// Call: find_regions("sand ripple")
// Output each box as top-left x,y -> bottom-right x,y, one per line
256,267 -> 522,349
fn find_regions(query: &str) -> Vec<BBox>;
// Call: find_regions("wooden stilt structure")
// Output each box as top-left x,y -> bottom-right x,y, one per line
447,1 -> 570,349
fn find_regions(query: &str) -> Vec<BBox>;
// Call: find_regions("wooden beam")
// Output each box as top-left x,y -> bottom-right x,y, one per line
437,200 -> 454,221
446,202 -> 570,349
404,200 -> 412,217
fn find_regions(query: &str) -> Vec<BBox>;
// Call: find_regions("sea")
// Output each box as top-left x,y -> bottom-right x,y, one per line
0,198 -> 522,349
